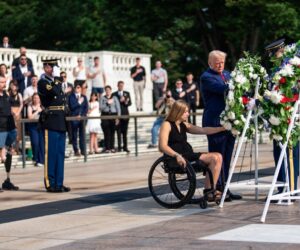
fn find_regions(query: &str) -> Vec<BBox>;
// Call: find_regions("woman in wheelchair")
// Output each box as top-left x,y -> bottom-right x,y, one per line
159,100 -> 225,201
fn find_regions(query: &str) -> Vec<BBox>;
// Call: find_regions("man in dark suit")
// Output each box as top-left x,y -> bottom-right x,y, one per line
172,79 -> 187,102
12,47 -> 33,69
112,81 -> 132,152
0,36 -> 13,48
12,55 -> 34,95
200,50 -> 241,201
38,59 -> 70,193
68,81 -> 88,156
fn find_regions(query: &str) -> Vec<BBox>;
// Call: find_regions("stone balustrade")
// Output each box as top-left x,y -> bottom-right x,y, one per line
0,48 -> 152,112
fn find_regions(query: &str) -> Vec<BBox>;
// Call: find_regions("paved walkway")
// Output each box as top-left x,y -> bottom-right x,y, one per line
0,143 -> 299,249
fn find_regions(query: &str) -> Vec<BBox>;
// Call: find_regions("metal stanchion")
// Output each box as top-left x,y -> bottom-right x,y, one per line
82,120 -> 87,162
134,117 -> 138,156
21,121 -> 26,168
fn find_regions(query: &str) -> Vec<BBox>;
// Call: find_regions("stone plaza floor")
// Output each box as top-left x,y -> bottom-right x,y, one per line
0,143 -> 300,249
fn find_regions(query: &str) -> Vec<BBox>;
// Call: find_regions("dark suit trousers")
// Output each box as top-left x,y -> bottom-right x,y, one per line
116,119 -> 129,150
101,116 -> 116,150
207,132 -> 235,187
71,121 -> 85,154
188,102 -> 197,125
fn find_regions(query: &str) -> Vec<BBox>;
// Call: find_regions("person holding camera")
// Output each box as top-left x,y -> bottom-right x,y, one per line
100,85 -> 121,153
27,93 -> 44,167
148,89 -> 175,148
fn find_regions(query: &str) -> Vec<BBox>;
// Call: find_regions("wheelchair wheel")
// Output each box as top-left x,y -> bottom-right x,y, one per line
148,157 -> 196,209
199,198 -> 208,209
171,161 -> 214,205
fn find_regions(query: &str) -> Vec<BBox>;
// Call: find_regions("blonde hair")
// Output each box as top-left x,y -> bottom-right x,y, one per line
166,100 -> 189,122
208,50 -> 227,65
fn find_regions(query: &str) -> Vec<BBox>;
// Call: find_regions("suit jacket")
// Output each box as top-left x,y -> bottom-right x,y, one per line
200,68 -> 230,128
68,92 -> 88,117
112,90 -> 132,116
12,56 -> 33,68
12,65 -> 34,95
0,44 -> 13,48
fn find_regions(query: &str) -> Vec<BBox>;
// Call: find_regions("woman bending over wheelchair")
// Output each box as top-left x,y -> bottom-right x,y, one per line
159,100 -> 225,200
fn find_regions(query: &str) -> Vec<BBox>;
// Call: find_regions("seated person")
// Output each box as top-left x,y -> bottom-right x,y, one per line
159,100 -> 225,200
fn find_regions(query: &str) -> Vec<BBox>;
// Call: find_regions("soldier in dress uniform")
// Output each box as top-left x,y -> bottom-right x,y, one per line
38,59 -> 70,193
200,50 -> 242,201
265,39 -> 299,195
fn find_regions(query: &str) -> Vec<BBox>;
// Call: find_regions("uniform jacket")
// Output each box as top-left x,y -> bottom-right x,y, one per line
200,68 -> 230,127
38,75 -> 67,132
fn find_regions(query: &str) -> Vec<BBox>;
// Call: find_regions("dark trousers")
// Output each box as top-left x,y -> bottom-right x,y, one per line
28,124 -> 44,164
273,140 -> 299,192
101,117 -> 116,150
207,132 -> 236,187
153,82 -> 164,102
116,119 -> 129,150
71,121 -> 85,154
66,121 -> 73,144
44,129 -> 66,189
188,102 -> 197,125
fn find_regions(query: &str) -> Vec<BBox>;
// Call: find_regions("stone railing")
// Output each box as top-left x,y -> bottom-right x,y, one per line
0,48 -> 152,112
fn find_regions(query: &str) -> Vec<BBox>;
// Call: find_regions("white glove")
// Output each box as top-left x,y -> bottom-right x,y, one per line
53,66 -> 61,77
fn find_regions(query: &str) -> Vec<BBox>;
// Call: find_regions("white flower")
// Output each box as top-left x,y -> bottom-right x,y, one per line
228,80 -> 235,90
249,72 -> 253,78
264,90 -> 271,98
272,73 -> 281,83
220,120 -> 225,125
249,66 -> 254,72
260,67 -> 266,74
279,64 -> 294,77
228,91 -> 234,101
227,111 -> 236,120
223,122 -> 232,130
223,115 -> 228,120
240,115 -> 246,122
252,73 -> 258,80
268,115 -> 280,126
289,56 -> 300,66
284,44 -> 296,53
235,73 -> 247,84
273,134 -> 283,141
231,128 -> 240,136
230,71 -> 237,77
270,91 -> 283,104
233,120 -> 240,125
225,106 -> 229,111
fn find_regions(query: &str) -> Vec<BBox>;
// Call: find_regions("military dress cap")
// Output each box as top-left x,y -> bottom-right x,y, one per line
42,58 -> 60,67
265,38 -> 285,52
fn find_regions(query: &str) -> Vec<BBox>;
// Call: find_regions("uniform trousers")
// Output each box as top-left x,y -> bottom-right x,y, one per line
273,140 -> 299,192
116,119 -> 129,150
44,129 -> 66,189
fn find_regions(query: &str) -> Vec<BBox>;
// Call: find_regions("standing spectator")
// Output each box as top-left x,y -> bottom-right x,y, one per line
0,64 -> 12,89
100,85 -> 121,153
12,55 -> 34,95
60,71 -> 73,148
112,81 -> 132,153
151,60 -> 168,102
148,90 -> 175,148
27,93 -> 44,167
200,50 -> 241,200
8,81 -> 23,154
0,36 -> 13,48
184,72 -> 200,125
172,79 -> 187,102
0,76 -> 19,191
38,59 -> 70,193
87,56 -> 106,99
86,92 -> 101,154
72,57 -> 86,84
12,47 -> 33,69
23,75 -> 38,106
130,57 -> 146,111
69,82 -> 88,157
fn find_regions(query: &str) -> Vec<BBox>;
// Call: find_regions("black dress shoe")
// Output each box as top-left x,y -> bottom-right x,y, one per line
229,192 -> 242,200
46,187 -> 56,193
58,185 -> 71,192
123,148 -> 130,153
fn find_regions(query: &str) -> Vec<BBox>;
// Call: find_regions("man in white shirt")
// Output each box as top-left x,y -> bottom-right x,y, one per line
151,60 -> 168,102
23,75 -> 38,106
87,56 -> 106,99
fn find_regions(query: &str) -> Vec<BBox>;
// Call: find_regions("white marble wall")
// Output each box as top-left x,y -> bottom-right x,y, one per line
0,48 -> 153,112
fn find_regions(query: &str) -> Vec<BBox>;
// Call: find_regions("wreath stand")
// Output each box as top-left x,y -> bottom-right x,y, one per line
261,96 -> 300,222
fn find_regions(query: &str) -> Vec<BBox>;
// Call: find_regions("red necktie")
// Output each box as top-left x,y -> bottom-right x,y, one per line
220,73 -> 226,83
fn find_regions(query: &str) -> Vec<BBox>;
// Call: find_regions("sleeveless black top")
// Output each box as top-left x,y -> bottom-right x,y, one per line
167,121 -> 194,154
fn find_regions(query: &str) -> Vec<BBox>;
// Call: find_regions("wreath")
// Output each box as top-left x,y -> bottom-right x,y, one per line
220,52 -> 268,138
261,41 -> 300,147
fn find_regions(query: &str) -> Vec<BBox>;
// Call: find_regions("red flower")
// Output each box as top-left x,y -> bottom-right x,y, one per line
279,77 -> 286,84
288,118 -> 291,124
274,85 -> 280,91
242,96 -> 249,105
280,94 -> 299,103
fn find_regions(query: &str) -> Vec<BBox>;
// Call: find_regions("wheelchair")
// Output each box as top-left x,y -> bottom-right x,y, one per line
148,156 -> 220,209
